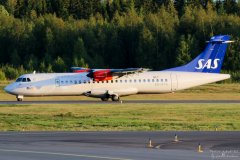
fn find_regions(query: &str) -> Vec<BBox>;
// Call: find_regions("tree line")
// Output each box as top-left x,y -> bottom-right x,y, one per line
0,0 -> 239,82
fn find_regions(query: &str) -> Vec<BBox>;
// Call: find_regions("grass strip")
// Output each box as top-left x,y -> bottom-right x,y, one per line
0,103 -> 239,131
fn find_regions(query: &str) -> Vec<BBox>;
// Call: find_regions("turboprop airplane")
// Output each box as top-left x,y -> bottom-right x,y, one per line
4,35 -> 233,101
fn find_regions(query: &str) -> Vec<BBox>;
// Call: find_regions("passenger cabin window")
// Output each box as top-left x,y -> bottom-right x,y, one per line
27,78 -> 31,82
22,78 -> 27,82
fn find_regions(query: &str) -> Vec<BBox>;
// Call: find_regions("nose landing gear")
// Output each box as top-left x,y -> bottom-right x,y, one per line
16,95 -> 24,101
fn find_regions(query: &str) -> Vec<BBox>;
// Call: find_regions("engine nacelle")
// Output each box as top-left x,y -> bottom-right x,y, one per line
88,69 -> 113,81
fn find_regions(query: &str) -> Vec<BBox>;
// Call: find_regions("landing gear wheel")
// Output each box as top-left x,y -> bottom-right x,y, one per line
111,95 -> 120,101
16,95 -> 24,102
17,98 -> 23,101
101,98 -> 109,101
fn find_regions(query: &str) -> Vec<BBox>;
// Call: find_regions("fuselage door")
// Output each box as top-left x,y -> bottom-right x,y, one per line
171,73 -> 178,91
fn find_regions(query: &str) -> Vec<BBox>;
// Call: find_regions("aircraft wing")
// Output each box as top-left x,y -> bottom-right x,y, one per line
87,68 -> 150,81
110,68 -> 149,74
71,67 -> 90,73
71,67 -> 150,81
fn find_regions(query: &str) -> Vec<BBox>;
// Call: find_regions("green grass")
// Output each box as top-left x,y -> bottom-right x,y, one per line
0,104 -> 240,131
0,82 -> 239,131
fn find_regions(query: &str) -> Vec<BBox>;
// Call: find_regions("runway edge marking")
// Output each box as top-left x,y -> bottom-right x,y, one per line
0,149 -> 133,160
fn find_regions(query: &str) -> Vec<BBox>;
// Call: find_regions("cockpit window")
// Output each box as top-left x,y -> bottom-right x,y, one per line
16,78 -> 22,82
16,77 -> 31,82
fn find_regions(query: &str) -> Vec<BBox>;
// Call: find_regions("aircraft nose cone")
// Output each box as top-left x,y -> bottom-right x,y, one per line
4,85 -> 12,94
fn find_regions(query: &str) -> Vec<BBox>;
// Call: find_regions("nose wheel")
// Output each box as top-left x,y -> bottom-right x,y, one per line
16,95 -> 24,101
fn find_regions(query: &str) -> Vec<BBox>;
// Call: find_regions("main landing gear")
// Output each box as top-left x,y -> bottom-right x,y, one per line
111,95 -> 120,101
101,98 -> 109,101
101,95 -> 120,102
16,95 -> 24,101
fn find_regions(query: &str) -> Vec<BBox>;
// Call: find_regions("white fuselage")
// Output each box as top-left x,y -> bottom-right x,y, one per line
5,71 -> 230,97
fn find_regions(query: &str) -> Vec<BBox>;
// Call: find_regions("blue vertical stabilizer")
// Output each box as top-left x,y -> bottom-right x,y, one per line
166,35 -> 231,73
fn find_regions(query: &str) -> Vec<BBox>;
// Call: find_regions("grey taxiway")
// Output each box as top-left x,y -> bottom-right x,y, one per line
0,131 -> 240,160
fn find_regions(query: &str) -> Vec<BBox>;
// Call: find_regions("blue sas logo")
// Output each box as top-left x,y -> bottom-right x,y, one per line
195,59 -> 220,70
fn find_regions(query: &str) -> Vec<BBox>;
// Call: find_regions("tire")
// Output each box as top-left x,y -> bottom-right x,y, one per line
101,98 -> 109,101
17,98 -> 23,101
111,95 -> 120,101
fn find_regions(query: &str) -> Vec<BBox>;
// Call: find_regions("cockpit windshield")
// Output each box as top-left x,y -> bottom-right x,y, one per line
16,77 -> 31,82
16,78 -> 22,82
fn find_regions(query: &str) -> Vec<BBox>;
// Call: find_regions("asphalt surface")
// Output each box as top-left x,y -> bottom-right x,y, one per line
0,131 -> 240,160
1,100 -> 240,104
